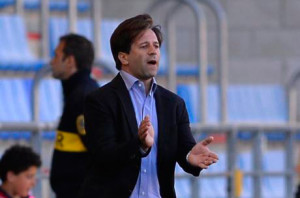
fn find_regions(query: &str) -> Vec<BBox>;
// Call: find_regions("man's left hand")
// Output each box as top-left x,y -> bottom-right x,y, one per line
187,136 -> 219,169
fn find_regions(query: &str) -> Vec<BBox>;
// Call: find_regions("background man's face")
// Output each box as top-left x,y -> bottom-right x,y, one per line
50,41 -> 68,80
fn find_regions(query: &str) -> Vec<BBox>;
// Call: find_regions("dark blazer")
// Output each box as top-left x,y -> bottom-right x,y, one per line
79,74 -> 201,198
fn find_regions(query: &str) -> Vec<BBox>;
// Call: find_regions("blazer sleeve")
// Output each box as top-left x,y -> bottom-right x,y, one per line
176,98 -> 202,176
84,91 -> 142,168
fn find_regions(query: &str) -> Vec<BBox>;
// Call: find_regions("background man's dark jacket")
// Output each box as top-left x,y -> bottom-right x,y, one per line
50,69 -> 98,198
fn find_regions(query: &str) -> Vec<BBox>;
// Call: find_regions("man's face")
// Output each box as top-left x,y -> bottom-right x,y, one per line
122,29 -> 160,80
50,41 -> 69,79
9,166 -> 38,197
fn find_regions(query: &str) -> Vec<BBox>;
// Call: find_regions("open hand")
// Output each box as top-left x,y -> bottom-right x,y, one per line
187,136 -> 219,169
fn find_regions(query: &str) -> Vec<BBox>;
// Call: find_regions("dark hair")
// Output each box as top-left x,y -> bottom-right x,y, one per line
60,33 -> 94,71
110,14 -> 163,70
0,145 -> 41,182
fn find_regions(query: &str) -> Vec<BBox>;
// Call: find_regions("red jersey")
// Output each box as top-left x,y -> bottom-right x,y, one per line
0,187 -> 31,198
0,187 -> 11,198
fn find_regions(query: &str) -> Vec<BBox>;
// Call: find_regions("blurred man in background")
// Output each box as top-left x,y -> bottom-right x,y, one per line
0,144 -> 41,198
49,33 -> 98,198
80,14 -> 218,198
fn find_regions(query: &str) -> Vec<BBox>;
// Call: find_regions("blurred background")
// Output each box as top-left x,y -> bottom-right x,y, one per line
1,0 -> 300,197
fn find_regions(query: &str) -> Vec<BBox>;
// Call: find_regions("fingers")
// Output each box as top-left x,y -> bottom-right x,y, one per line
203,152 -> 218,164
201,136 -> 214,146
140,115 -> 150,126
139,119 -> 151,134
138,116 -> 155,149
139,123 -> 150,133
138,125 -> 150,139
139,130 -> 148,139
198,158 -> 217,169
199,160 -> 212,169
144,115 -> 150,121
139,116 -> 153,130
208,152 -> 219,161
191,153 -> 218,169
202,155 -> 217,164
138,116 -> 153,142
199,163 -> 209,169
139,116 -> 151,130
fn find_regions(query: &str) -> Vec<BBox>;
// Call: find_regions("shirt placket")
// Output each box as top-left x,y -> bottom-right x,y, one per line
140,85 -> 153,197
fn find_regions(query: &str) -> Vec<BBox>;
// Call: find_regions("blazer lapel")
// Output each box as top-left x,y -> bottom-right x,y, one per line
111,74 -> 138,136
154,87 -> 167,167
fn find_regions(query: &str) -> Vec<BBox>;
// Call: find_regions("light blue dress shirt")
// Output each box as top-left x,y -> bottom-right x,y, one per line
120,71 -> 161,198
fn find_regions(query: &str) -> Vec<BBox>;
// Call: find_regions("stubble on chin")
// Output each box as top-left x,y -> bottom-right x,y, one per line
144,70 -> 157,79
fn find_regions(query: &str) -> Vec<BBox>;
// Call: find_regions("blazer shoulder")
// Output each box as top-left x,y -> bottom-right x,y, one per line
156,85 -> 185,103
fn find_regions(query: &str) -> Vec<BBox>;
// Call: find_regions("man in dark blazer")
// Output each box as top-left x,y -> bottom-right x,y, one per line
80,14 -> 218,198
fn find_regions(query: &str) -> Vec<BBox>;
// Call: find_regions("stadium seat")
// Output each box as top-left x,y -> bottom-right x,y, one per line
49,17 -> 93,55
199,152 -> 227,197
175,164 -> 192,198
49,17 -> 119,73
0,0 -> 90,11
99,19 -> 120,71
38,79 -> 62,122
177,84 -> 221,123
237,150 -> 285,198
151,42 -> 215,76
0,78 -> 31,140
21,78 -> 62,122
262,150 -> 285,198
0,78 -> 31,122
0,0 -> 14,8
177,84 -> 288,141
228,85 -> 287,123
174,153 -> 227,198
0,14 -> 45,71
238,152 -> 253,198
0,78 -> 61,140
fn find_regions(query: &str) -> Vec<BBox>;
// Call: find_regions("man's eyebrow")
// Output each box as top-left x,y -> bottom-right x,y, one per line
138,41 -> 149,45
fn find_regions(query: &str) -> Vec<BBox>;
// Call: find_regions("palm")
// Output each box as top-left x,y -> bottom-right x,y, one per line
188,136 -> 218,169
192,143 -> 210,156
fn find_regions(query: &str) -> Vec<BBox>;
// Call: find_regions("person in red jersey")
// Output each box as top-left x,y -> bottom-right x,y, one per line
0,145 -> 41,198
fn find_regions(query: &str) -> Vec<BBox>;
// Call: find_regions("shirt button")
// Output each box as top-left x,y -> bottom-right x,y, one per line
142,192 -> 145,196
143,169 -> 147,173
139,83 -> 142,87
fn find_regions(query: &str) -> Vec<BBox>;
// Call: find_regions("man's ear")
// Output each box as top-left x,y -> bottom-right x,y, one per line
66,55 -> 76,67
66,55 -> 78,72
7,171 -> 16,182
118,52 -> 129,65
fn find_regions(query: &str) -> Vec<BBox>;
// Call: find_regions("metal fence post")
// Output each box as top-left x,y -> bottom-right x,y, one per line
286,130 -> 295,198
227,129 -> 237,198
253,130 -> 263,198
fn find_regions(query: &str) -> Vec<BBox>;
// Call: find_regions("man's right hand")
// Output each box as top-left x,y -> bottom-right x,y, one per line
138,116 -> 154,151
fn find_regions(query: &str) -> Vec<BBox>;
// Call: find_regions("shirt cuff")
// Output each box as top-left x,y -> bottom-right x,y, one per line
186,151 -> 191,163
139,147 -> 148,155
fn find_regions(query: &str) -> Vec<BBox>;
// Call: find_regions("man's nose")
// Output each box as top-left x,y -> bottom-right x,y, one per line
148,45 -> 157,55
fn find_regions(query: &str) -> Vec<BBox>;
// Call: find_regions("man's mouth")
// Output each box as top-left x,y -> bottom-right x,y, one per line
147,60 -> 157,65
